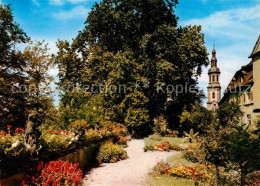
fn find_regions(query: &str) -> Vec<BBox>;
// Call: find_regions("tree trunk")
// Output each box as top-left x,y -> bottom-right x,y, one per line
189,138 -> 192,143
215,165 -> 220,186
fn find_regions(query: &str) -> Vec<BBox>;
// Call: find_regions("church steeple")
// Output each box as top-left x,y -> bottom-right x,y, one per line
207,44 -> 221,111
211,44 -> 217,67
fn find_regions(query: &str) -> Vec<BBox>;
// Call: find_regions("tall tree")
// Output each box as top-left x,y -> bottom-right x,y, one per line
0,5 -> 29,128
23,40 -> 55,127
56,0 -> 208,135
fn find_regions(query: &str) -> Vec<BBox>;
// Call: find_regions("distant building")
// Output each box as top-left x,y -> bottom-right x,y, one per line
221,35 -> 260,125
207,45 -> 221,112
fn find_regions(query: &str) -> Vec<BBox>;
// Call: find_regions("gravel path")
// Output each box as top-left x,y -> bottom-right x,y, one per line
83,139 -> 175,186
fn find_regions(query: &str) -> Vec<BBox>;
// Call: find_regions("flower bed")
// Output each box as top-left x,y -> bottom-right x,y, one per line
152,161 -> 212,183
39,130 -> 79,150
144,142 -> 188,152
22,160 -> 83,185
0,127 -> 27,157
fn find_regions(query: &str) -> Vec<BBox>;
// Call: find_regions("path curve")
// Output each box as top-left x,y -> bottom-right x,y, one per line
83,139 -> 175,186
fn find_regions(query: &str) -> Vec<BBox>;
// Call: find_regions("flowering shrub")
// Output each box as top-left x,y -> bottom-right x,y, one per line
144,142 -> 187,152
40,130 -> 78,150
117,135 -> 131,145
22,160 -> 83,185
101,121 -> 128,137
84,129 -> 102,144
152,161 -> 172,175
97,142 -> 128,163
0,127 -> 27,157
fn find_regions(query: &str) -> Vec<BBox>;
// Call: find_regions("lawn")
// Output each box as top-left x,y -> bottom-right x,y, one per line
145,136 -> 200,186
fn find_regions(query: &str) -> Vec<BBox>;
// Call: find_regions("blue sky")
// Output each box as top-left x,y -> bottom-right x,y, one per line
1,0 -> 260,106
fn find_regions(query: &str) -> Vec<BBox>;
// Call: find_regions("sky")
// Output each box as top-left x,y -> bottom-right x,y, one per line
1,0 -> 260,106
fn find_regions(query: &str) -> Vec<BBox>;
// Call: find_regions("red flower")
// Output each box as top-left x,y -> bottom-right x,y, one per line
53,131 -> 59,135
0,131 -> 7,135
15,128 -> 24,133
7,125 -> 11,129
21,180 -> 26,185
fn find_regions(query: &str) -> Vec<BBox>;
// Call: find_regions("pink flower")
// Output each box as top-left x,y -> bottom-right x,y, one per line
7,125 -> 11,129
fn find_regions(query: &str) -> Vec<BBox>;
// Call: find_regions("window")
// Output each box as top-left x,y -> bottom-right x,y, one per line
217,75 -> 219,82
209,76 -> 211,83
213,76 -> 215,82
251,91 -> 253,101
247,114 -> 251,125
212,92 -> 215,99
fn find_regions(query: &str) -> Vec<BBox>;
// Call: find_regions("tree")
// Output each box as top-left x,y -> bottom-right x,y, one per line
180,102 -> 213,133
222,125 -> 260,186
200,101 -> 244,186
55,0 -> 208,135
0,5 -> 29,128
22,40 -> 56,127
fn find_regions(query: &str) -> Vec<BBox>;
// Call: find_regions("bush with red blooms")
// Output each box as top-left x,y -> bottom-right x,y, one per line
22,161 -> 83,186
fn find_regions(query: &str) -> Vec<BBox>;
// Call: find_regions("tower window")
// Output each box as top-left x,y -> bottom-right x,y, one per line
217,75 -> 218,82
247,114 -> 251,125
213,76 -> 215,82
212,92 -> 216,99
209,76 -> 211,83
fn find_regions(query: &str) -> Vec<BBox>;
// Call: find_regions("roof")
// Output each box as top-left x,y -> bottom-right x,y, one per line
249,35 -> 260,58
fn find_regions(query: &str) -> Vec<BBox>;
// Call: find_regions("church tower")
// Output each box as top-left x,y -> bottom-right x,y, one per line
207,45 -> 221,111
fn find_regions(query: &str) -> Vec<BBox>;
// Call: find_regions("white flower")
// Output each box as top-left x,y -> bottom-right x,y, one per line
11,140 -> 20,148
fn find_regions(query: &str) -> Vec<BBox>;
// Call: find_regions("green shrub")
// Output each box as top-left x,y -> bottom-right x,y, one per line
148,134 -> 163,141
183,151 -> 199,163
97,143 -> 128,163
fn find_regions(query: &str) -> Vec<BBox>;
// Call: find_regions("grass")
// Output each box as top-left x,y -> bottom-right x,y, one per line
145,136 -> 199,186
147,175 -> 195,186
167,151 -> 198,167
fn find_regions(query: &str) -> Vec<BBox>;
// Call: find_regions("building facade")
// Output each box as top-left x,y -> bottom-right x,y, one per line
207,46 -> 221,112
221,35 -> 260,125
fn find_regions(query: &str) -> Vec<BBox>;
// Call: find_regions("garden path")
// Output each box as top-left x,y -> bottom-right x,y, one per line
83,139 -> 175,186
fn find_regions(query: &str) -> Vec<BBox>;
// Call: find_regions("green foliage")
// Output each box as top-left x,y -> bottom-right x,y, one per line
180,102 -> 213,133
153,115 -> 168,136
0,5 -> 29,128
217,101 -> 243,128
55,0 -> 209,136
222,125 -> 260,185
97,142 -> 128,163
183,151 -> 199,163
183,129 -> 199,143
149,134 -> 163,141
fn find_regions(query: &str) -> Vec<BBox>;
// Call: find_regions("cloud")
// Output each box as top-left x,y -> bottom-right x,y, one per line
53,5 -> 90,20
50,0 -> 64,5
181,5 -> 260,40
182,5 -> 260,104
67,0 -> 88,4
49,0 -> 92,5
32,0 -> 40,6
